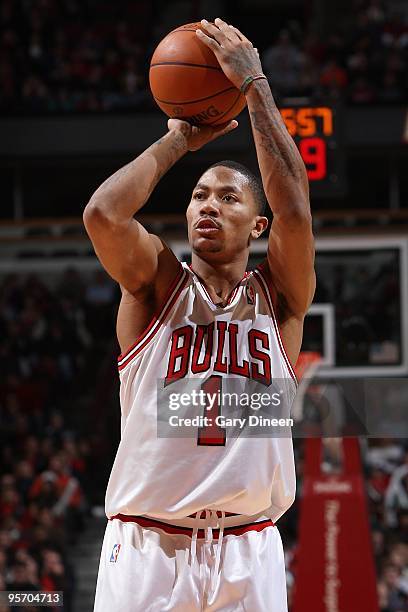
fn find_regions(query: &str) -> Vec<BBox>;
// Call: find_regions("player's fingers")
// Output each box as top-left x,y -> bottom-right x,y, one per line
196,27 -> 221,52
214,17 -> 240,43
167,118 -> 191,135
211,120 -> 238,139
228,25 -> 243,41
228,24 -> 253,46
199,19 -> 227,46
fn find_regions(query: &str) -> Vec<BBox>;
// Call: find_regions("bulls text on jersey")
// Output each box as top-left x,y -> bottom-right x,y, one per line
165,321 -> 272,386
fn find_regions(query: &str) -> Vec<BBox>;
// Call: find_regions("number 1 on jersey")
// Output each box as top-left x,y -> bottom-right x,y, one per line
197,375 -> 226,446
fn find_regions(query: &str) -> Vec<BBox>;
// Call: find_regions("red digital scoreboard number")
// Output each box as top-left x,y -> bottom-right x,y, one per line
279,106 -> 345,196
299,138 -> 327,180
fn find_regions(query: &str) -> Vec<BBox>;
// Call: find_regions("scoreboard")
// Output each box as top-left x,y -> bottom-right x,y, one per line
279,105 -> 346,197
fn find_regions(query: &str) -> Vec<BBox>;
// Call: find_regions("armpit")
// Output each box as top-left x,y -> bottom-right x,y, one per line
276,291 -> 293,325
120,283 -> 155,305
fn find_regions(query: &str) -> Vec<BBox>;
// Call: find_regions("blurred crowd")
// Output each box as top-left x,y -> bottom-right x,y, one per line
262,0 -> 408,104
366,441 -> 408,611
0,269 -> 117,610
0,0 -> 153,114
0,0 -> 406,114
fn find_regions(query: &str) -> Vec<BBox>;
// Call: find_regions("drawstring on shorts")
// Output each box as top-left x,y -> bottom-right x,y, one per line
189,509 -> 226,595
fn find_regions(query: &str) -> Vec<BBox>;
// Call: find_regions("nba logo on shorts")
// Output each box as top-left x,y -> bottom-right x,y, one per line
246,285 -> 255,305
110,543 -> 121,563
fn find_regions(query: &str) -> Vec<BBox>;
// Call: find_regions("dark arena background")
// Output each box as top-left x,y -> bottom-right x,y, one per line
0,1 -> 407,611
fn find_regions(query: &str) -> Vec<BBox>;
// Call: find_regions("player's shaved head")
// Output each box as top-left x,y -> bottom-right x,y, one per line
207,160 -> 267,216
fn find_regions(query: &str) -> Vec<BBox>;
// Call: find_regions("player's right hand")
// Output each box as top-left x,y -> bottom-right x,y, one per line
196,18 -> 262,91
167,118 -> 238,152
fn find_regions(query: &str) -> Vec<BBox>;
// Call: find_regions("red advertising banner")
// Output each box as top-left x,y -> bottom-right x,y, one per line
292,438 -> 379,612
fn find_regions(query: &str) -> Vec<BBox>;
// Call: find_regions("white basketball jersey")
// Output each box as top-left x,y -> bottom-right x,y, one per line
105,260 -> 298,524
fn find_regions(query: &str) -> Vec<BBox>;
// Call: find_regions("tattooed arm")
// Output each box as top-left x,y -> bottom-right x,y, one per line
246,82 -> 309,210
83,118 -> 237,294
198,18 -> 315,320
246,80 -> 315,318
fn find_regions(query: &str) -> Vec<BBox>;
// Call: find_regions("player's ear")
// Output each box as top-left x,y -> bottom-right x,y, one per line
252,216 -> 268,239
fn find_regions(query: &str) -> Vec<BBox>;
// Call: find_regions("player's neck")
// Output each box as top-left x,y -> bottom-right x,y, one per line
190,255 -> 247,303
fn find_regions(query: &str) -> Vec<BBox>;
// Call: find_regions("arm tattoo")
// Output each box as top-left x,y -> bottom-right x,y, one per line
152,131 -> 187,183
97,162 -> 135,194
250,109 -> 301,181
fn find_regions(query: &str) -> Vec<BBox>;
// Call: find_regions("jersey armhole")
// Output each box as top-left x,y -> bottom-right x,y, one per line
117,261 -> 186,370
255,259 -> 279,307
253,259 -> 298,385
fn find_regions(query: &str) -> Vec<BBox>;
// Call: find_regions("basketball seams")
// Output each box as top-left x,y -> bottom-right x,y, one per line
150,62 -> 222,72
153,86 -> 236,106
172,28 -> 200,33
150,30 -> 220,71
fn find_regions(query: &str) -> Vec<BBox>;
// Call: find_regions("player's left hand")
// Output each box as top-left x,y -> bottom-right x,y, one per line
197,18 -> 262,91
168,117 -> 238,152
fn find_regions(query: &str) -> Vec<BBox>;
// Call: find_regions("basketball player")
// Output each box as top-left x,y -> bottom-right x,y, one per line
84,18 -> 315,612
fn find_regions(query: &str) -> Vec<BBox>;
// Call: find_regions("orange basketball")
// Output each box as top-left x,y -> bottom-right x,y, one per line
149,22 -> 247,126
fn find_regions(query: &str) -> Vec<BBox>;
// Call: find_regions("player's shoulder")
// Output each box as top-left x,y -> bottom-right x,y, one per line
120,234 -> 182,299
148,233 -> 173,257
116,239 -> 187,354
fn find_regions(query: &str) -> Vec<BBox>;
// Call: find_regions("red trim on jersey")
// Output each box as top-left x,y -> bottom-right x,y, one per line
117,265 -> 187,370
253,265 -> 298,385
256,260 -> 276,299
109,513 -> 275,538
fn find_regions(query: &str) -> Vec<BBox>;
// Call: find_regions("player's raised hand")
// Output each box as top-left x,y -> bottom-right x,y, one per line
196,18 -> 263,91
167,118 -> 238,152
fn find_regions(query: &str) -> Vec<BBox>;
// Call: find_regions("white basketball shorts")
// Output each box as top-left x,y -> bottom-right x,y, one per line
93,511 -> 288,612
